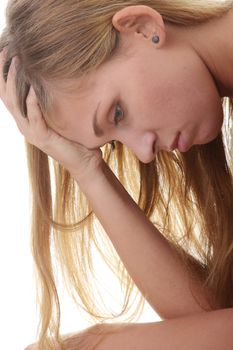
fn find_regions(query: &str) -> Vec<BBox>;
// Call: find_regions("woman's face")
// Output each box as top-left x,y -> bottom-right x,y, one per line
45,8 -> 224,163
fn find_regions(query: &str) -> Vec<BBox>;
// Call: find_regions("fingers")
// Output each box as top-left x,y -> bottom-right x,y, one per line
26,86 -> 43,124
0,48 -> 7,96
0,49 -> 19,112
0,48 -> 47,145
0,49 -> 60,157
5,56 -> 19,112
0,50 -> 30,135
0,49 -> 43,124
25,86 -> 51,146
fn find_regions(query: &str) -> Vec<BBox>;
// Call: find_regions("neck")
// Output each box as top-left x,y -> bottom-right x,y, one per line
169,7 -> 233,98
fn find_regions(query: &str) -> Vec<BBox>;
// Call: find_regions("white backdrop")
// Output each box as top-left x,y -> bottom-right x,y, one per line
0,2 -> 159,349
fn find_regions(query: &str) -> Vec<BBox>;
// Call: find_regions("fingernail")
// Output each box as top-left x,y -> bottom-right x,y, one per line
29,85 -> 36,97
12,56 -> 19,67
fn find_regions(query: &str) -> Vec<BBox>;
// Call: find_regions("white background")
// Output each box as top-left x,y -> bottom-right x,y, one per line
0,2 -> 159,349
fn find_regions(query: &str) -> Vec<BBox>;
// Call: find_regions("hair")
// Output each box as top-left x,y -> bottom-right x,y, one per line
1,0 -> 233,349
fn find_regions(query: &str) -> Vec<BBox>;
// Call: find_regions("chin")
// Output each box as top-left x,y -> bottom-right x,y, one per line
196,130 -> 221,146
197,118 -> 223,145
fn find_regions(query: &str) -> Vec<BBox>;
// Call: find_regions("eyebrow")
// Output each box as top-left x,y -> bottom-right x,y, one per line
93,101 -> 105,137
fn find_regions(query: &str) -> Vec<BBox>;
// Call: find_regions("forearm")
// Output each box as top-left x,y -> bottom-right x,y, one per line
77,161 -> 212,320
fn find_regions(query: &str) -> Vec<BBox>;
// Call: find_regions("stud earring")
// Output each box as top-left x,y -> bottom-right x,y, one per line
110,141 -> 116,151
152,35 -> 160,44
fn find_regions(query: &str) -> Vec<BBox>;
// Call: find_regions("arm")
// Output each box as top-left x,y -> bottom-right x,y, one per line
77,161 -> 213,320
62,308 -> 233,350
0,50 -> 212,320
25,308 -> 233,349
1,50 -> 219,350
96,308 -> 233,350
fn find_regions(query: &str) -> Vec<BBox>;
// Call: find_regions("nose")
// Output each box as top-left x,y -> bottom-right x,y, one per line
121,131 -> 157,163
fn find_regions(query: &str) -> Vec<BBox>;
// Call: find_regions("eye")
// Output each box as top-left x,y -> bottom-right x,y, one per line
113,103 -> 124,126
107,103 -> 124,151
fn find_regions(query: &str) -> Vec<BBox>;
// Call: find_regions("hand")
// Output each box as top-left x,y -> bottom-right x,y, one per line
23,327 -> 98,350
24,325 -> 110,350
24,341 -> 62,350
0,49 -> 103,181
24,344 -> 38,350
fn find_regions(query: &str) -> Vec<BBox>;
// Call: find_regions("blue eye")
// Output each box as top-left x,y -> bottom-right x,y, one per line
114,104 -> 124,125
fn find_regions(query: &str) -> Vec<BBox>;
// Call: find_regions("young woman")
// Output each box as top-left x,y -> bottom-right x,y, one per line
0,1 -> 233,349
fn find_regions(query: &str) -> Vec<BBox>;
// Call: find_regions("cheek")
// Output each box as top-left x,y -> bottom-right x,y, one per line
145,56 -> 223,142
179,68 -> 224,144
196,85 -> 223,143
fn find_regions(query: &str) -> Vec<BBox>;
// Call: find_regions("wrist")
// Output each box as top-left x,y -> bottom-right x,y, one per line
70,159 -> 107,188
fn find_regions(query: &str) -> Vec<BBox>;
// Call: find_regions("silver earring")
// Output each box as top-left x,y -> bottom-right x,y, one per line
152,35 -> 160,44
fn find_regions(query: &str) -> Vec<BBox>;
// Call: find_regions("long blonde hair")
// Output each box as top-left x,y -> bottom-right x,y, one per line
1,1 -> 233,349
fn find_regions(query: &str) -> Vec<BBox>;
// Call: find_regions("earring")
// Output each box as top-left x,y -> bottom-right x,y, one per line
110,141 -> 116,151
152,35 -> 160,44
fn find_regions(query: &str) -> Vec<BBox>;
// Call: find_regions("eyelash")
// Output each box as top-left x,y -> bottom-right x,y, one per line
108,103 -> 124,150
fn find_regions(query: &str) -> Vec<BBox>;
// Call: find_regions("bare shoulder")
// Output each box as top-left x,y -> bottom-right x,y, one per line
88,308 -> 233,350
25,309 -> 233,349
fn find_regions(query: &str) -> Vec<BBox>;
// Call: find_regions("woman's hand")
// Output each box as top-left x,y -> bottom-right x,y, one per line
24,341 -> 62,350
0,49 -> 103,181
23,326 -> 102,349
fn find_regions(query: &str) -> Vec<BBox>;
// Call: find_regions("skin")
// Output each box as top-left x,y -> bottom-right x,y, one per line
43,5 -> 233,164
1,6 -> 233,350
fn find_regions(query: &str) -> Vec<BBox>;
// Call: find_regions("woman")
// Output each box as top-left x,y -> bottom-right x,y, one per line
0,0 -> 233,349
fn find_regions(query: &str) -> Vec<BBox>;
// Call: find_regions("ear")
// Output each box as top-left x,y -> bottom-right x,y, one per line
112,5 -> 166,47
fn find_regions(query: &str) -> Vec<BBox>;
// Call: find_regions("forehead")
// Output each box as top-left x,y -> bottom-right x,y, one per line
44,50 -> 128,117
45,74 -> 96,129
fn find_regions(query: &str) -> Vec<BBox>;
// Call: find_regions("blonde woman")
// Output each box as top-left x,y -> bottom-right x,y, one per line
1,1 -> 233,349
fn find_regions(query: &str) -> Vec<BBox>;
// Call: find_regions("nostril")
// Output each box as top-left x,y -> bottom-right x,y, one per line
152,141 -> 156,154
